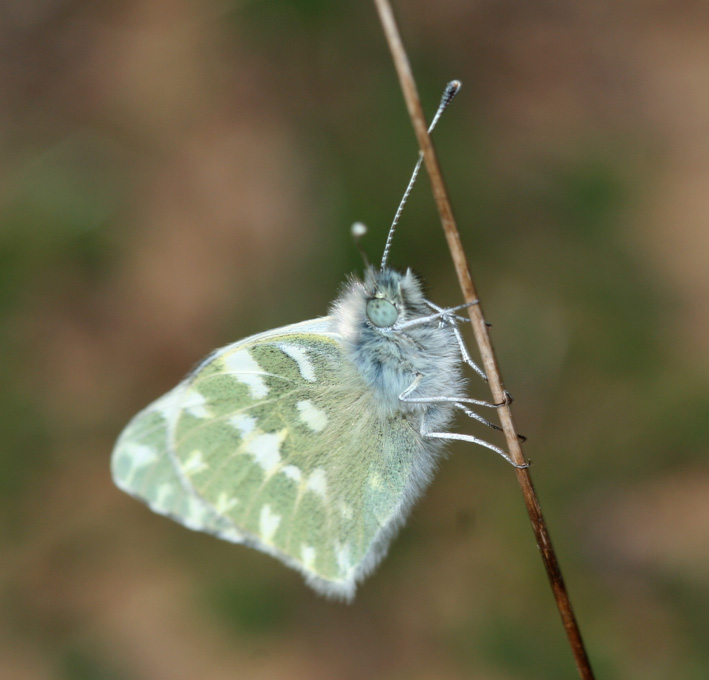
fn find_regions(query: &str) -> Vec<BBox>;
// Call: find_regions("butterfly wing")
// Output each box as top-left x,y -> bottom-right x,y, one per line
112,317 -> 428,600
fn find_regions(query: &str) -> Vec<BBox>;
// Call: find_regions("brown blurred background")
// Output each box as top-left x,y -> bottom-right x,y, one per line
1,1 -> 708,678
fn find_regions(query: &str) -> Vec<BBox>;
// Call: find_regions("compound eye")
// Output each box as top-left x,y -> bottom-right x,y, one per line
366,298 -> 398,328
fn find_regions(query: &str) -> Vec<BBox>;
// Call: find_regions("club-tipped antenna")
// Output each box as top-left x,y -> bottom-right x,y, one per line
351,221 -> 370,268
380,79 -> 461,269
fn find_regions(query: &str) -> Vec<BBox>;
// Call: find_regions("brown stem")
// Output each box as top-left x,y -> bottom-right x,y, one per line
372,1 -> 595,678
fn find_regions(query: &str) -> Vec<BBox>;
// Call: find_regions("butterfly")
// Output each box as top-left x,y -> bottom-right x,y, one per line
111,82 -> 520,601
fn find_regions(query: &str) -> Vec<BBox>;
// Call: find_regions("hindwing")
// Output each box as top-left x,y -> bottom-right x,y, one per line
112,317 -> 426,599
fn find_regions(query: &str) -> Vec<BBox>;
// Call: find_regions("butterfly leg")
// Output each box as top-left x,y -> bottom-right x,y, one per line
447,322 -> 519,410
454,401 -> 526,442
425,299 -> 487,381
450,322 -> 487,381
422,428 -> 528,468
399,374 -> 500,409
454,402 -> 503,431
424,299 -> 473,324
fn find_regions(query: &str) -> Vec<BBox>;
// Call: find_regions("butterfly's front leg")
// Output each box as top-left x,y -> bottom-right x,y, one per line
424,300 -> 487,381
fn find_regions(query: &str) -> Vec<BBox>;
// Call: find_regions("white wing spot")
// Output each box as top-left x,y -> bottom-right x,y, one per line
339,502 -> 353,521
182,391 -> 210,418
306,468 -> 328,498
215,492 -> 239,514
222,350 -> 269,398
182,450 -> 209,475
282,465 -> 302,483
155,483 -> 173,510
184,496 -> 209,530
279,344 -> 317,382
151,389 -> 180,418
369,472 -> 383,489
336,543 -> 353,574
219,527 -> 245,542
296,400 -> 328,432
245,431 -> 285,473
122,443 -> 158,472
259,504 -> 281,543
301,544 -> 316,570
229,413 -> 257,437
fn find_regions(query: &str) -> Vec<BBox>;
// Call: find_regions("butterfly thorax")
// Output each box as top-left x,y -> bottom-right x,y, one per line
330,267 -> 464,422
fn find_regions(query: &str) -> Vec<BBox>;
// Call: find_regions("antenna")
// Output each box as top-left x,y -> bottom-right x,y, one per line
380,79 -> 461,269
351,221 -> 370,268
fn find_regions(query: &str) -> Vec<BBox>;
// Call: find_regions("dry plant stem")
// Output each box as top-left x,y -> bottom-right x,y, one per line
373,1 -> 595,679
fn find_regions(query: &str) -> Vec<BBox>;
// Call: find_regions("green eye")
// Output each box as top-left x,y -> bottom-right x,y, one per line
366,298 -> 398,328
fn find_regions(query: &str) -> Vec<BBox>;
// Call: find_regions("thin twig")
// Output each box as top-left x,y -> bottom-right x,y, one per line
372,2 -> 595,678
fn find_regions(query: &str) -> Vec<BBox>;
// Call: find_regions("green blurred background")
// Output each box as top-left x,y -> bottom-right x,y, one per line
2,1 -> 708,678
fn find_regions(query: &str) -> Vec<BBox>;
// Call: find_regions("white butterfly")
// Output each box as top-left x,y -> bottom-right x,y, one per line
111,82 -> 520,601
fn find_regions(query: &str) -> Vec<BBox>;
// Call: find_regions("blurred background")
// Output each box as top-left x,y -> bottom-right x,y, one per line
1,1 -> 708,678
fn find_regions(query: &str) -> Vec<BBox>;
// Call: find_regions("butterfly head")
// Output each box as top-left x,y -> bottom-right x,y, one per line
331,266 -> 431,345
331,265 -> 460,409
362,267 -> 428,329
